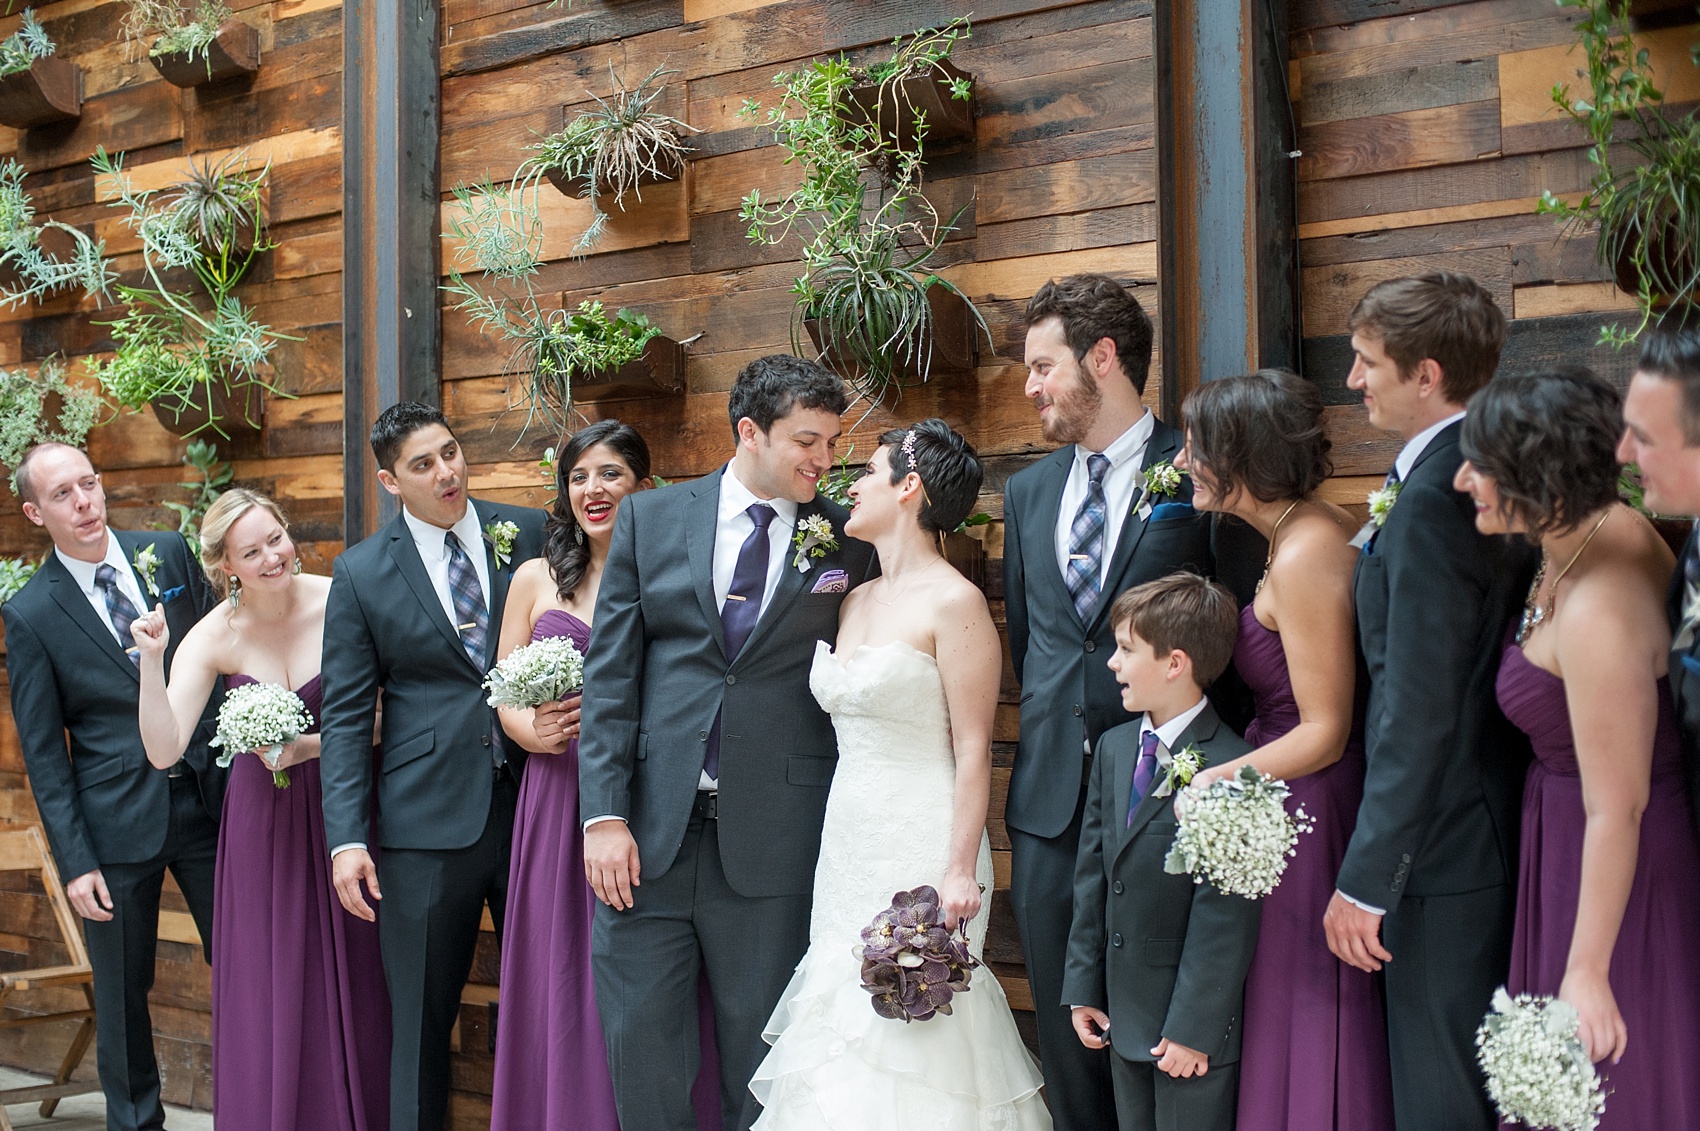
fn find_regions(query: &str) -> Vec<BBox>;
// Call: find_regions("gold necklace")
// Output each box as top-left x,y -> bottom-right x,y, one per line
1255,499 -> 1304,597
870,557 -> 944,606
1516,509 -> 1611,646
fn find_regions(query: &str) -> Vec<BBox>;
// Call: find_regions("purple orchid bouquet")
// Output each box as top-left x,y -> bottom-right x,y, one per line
854,885 -> 979,1023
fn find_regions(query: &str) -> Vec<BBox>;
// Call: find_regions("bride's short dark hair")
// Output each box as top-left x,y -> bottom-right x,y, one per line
879,418 -> 983,534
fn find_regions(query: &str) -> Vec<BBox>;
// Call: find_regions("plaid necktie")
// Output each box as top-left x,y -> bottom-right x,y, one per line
1066,453 -> 1112,622
1126,729 -> 1161,827
707,503 -> 776,780
94,564 -> 141,666
443,531 -> 488,667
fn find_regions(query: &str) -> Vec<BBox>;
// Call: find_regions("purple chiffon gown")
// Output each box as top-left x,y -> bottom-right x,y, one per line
1496,643 -> 1700,1127
212,674 -> 390,1131
1232,605 -> 1397,1130
490,609 -> 722,1131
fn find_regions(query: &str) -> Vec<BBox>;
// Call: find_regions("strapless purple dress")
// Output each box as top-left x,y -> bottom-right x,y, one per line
490,609 -> 721,1130
1496,643 -> 1700,1127
1232,605 -> 1396,1131
212,674 -> 390,1131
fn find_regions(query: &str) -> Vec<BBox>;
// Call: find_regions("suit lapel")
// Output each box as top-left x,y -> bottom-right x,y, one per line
1116,704 -> 1221,863
42,551 -> 138,681
1029,448 -> 1079,617
472,501 -> 513,653
686,472 -> 727,658
386,510 -> 480,672
1090,420 -> 1180,634
736,496 -> 820,662
112,529 -> 158,607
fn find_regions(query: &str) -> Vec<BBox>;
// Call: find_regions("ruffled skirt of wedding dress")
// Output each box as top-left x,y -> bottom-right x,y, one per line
748,932 -> 1052,1131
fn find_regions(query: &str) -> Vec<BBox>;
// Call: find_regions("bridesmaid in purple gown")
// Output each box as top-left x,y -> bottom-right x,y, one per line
1457,369 -> 1700,1127
132,489 -> 389,1131
1177,371 -> 1396,1130
490,421 -> 720,1131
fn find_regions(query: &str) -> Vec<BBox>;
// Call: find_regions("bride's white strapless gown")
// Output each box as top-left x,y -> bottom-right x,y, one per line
749,641 -> 1053,1130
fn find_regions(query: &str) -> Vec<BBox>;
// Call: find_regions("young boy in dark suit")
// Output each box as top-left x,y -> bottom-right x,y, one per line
1063,572 -> 1262,1131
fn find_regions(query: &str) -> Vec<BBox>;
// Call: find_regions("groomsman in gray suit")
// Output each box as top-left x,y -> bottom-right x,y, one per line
1002,276 -> 1218,1131
580,355 -> 877,1130
1618,310 -> 1700,838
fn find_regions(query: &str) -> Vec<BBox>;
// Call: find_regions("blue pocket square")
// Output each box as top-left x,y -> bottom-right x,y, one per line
1681,653 -> 1700,679
1149,501 -> 1195,521
158,585 -> 186,603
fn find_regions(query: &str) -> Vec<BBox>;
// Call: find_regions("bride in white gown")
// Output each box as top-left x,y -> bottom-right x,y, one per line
750,420 -> 1052,1131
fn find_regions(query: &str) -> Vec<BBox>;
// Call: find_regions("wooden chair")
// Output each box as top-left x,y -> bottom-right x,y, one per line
0,826 -> 100,1130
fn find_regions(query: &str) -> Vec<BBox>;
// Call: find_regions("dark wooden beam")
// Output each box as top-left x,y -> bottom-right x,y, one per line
342,0 -> 442,541
1157,0 -> 1298,417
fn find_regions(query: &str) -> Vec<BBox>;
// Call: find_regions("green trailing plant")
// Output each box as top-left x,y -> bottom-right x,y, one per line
153,439 -> 231,550
1541,0 -> 1700,344
0,553 -> 41,604
739,18 -> 987,403
519,64 -> 698,255
0,357 -> 103,487
88,146 -> 289,436
442,176 -> 669,435
0,158 -> 116,309
0,9 -> 54,78
120,0 -> 231,62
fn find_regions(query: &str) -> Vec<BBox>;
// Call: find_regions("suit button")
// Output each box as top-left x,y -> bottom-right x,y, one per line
1401,854 -> 1412,863
481,736 -> 491,747
698,730 -> 708,741
1073,705 -> 1083,717
726,674 -> 737,685
1112,881 -> 1124,895
1111,933 -> 1123,948
1084,640 -> 1096,653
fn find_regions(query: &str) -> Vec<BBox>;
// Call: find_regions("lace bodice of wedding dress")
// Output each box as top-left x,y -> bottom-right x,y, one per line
748,640 -> 1050,1131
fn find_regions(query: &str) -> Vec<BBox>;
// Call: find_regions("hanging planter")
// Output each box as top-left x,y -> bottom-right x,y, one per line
803,280 -> 980,386
149,375 -> 263,438
840,58 -> 977,151
542,148 -> 683,202
0,57 -> 81,129
150,18 -> 259,88
573,334 -> 687,403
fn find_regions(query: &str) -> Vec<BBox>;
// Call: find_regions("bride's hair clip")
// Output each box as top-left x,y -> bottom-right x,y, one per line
901,428 -> 919,471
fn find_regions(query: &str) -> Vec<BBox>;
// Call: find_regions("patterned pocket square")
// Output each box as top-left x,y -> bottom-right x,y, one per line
1149,501 -> 1195,521
810,569 -> 849,594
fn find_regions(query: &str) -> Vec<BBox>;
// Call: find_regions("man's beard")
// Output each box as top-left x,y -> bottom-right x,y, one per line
1039,371 -> 1103,445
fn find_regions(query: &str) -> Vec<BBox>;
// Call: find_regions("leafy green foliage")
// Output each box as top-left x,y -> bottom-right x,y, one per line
0,554 -> 41,604
738,18 -> 987,404
0,9 -> 54,78
1541,0 -> 1700,344
121,0 -> 230,62
154,439 -> 231,551
0,158 -> 116,308
0,357 -> 104,489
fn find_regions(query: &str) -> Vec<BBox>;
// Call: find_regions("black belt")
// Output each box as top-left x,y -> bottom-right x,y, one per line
692,790 -> 718,820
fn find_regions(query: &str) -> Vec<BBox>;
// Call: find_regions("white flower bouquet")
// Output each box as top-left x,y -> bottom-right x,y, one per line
1476,988 -> 1606,1131
211,681 -> 314,789
483,635 -> 585,710
1163,765 -> 1314,898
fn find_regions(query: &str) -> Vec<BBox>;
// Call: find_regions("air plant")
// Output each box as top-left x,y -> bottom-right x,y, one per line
0,158 -> 116,309
0,357 -> 104,487
120,0 -> 232,61
0,9 -> 54,78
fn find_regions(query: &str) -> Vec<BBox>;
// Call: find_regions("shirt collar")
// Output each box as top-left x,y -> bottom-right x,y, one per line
1140,697 -> 1210,762
718,462 -> 798,528
56,531 -> 125,596
403,500 -> 486,562
1394,411 -> 1465,483
1074,409 -> 1154,472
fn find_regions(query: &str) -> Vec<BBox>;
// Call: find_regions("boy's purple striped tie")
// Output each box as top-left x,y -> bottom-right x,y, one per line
1126,730 -> 1160,827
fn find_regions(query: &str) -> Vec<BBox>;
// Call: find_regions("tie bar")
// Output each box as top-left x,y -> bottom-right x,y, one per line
457,622 -> 477,632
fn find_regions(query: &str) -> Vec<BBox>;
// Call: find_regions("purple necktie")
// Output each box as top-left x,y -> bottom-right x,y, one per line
1126,729 -> 1160,827
706,503 -> 776,780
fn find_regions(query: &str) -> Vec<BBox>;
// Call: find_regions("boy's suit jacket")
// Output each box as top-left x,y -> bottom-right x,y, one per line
1061,700 -> 1262,1064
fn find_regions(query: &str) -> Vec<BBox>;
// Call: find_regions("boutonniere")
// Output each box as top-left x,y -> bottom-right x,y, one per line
1153,743 -> 1206,799
1366,481 -> 1401,528
1143,460 -> 1184,500
792,514 -> 838,572
131,543 -> 162,598
483,520 -> 519,569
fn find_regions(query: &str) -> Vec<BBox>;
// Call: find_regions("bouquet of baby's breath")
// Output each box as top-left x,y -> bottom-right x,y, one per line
483,635 -> 585,710
210,681 -> 312,789
1163,765 -> 1314,898
1476,988 -> 1606,1131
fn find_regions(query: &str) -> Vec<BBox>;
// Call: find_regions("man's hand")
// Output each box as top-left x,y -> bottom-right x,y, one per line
584,821 -> 641,910
332,848 -> 381,923
1324,890 -> 1393,972
1151,1038 -> 1209,1078
66,868 -> 113,922
1071,1006 -> 1111,1049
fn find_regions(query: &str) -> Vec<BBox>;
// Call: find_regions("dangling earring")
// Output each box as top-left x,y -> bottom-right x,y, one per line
291,558 -> 302,575
227,576 -> 242,609
575,526 -> 585,546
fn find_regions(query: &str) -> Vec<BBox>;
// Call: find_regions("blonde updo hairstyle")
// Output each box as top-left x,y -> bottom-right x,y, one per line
199,488 -> 292,599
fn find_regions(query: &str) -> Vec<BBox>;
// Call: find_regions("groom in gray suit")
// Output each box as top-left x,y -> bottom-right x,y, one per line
580,355 -> 877,1131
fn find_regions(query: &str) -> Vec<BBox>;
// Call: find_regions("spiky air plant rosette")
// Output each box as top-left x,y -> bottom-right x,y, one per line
853,885 -> 979,1022
483,635 -> 585,710
210,681 -> 313,789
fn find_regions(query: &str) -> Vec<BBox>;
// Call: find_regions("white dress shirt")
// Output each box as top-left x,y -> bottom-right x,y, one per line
57,535 -> 150,645
1054,410 -> 1156,586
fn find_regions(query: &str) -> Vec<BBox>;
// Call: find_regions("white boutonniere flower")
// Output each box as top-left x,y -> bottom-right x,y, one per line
1153,743 -> 1206,799
1136,460 -> 1185,521
1366,481 -> 1401,528
131,543 -> 162,598
484,520 -> 519,569
792,514 -> 837,572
